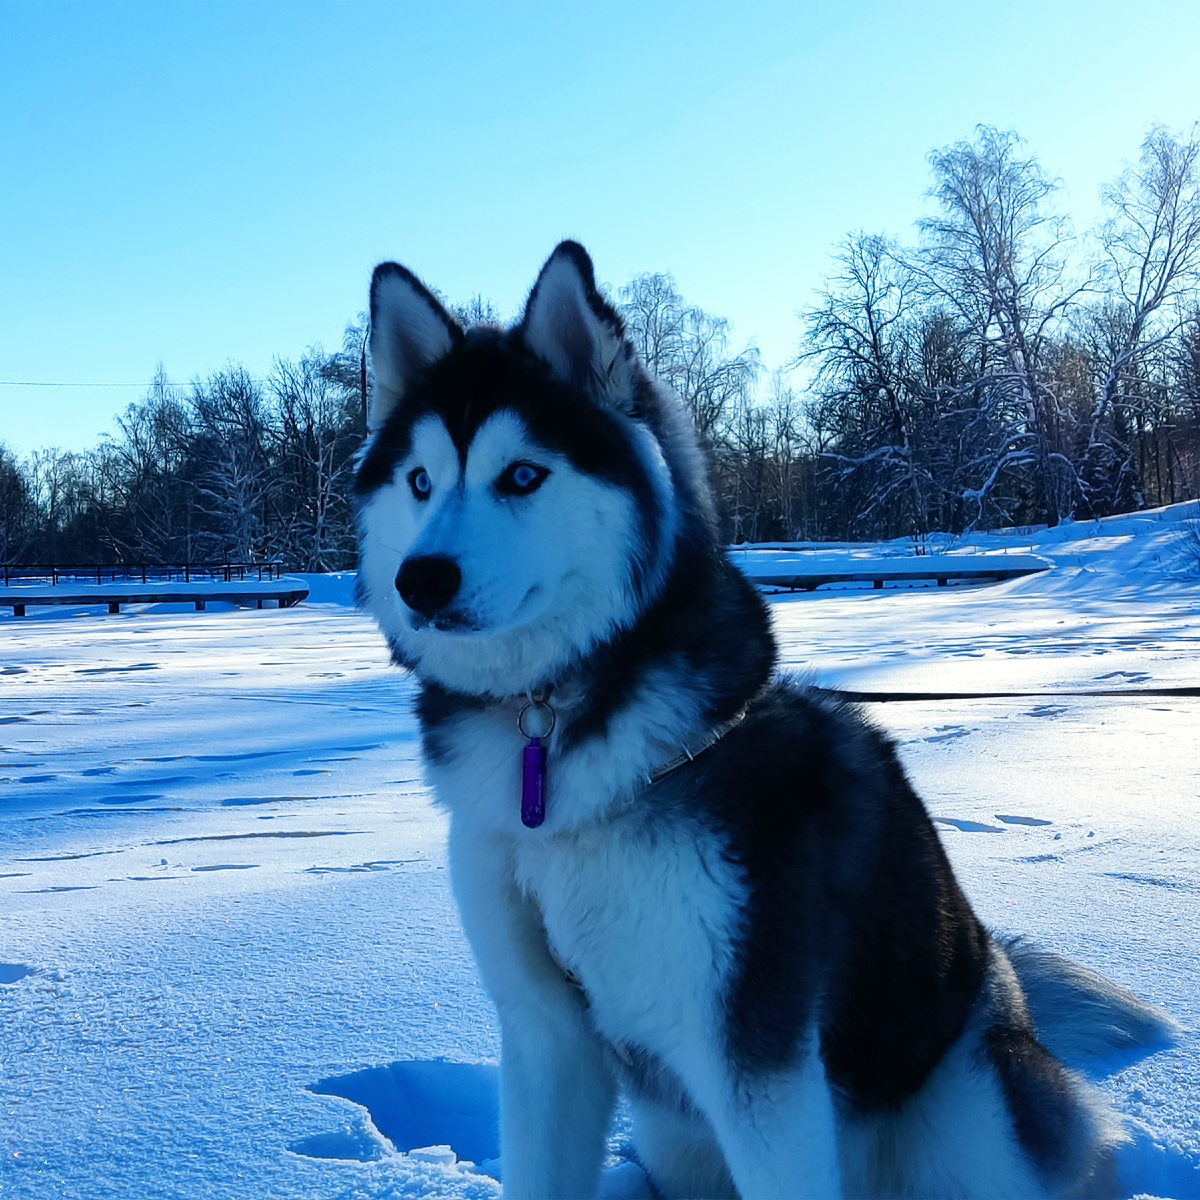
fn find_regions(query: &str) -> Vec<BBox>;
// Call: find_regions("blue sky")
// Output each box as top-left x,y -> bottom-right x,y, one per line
2,0 -> 1198,455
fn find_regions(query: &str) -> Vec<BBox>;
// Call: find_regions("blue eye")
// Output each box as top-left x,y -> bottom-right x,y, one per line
408,468 -> 432,500
497,462 -> 549,497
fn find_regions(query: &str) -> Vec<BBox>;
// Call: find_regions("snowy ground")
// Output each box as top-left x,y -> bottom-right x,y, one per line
2,507 -> 1199,1199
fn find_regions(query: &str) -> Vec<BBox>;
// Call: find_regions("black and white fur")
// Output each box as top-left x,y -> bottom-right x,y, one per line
355,243 -> 1178,1199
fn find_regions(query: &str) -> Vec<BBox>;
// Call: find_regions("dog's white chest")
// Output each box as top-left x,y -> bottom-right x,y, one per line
514,816 -> 746,1056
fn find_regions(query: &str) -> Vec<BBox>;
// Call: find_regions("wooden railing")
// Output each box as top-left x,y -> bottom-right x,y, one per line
1,562 -> 285,586
729,549 -> 1053,592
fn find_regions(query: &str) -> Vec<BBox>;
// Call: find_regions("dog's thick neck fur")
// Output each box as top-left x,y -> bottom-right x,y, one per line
416,515 -> 776,754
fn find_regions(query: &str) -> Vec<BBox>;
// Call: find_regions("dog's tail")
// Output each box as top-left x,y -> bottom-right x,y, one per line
1003,936 -> 1184,1076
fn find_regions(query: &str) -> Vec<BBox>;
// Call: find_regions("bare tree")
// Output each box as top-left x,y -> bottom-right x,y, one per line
619,273 -> 690,377
449,294 -> 504,328
764,371 -> 809,539
916,127 -> 1086,525
799,233 -> 929,537
22,448 -> 98,562
720,395 -> 773,542
321,314 -> 370,438
1173,308 -> 1200,417
0,443 -> 35,563
189,366 -> 273,561
100,366 -> 195,561
619,273 -> 760,444
1081,123 -> 1200,511
270,354 -> 360,570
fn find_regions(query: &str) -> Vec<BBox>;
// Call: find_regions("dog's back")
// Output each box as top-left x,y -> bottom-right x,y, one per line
629,680 -> 1135,1198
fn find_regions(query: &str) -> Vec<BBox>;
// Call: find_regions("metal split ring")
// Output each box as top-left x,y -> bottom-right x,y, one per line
518,698 -> 556,741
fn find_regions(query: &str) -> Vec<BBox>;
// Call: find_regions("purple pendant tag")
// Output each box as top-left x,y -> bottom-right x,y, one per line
521,736 -> 547,828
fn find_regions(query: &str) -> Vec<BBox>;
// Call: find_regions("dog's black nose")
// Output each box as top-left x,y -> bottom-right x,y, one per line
395,555 -> 462,616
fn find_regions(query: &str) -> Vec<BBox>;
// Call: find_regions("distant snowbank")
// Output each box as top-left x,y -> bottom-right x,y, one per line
732,499 -> 1200,596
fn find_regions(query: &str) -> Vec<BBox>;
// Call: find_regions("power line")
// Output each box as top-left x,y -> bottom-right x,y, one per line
0,379 -> 273,387
0,380 -> 150,387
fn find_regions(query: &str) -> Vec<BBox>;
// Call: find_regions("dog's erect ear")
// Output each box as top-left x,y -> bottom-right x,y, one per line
368,263 -> 463,432
519,242 -> 636,409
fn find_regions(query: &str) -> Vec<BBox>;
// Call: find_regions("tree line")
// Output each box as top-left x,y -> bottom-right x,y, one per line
0,341 -> 368,570
3,122 -> 1199,567
796,124 -> 1200,541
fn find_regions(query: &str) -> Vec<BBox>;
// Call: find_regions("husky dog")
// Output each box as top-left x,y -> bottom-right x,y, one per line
354,243 -> 1177,1199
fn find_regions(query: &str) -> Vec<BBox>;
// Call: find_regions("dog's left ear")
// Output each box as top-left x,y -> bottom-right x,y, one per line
519,241 -> 636,410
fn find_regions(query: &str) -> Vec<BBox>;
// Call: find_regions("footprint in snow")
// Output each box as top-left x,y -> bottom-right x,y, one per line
304,859 -> 418,875
295,1058 -> 501,1168
113,774 -> 191,787
924,726 -> 971,743
995,814 -> 1054,826
934,817 -> 1006,833
220,795 -> 314,807
74,662 -> 160,674
1114,1128 -> 1200,1199
1102,871 -> 1200,893
1097,670 -> 1151,684
17,885 -> 98,893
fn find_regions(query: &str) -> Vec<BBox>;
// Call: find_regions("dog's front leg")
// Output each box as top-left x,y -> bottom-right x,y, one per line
692,1034 -> 843,1200
450,823 -> 616,1199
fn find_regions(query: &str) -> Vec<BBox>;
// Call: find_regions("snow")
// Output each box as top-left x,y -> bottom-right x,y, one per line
2,509 -> 1198,1199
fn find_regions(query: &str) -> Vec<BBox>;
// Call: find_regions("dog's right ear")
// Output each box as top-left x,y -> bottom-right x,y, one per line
519,241 -> 637,411
368,263 -> 463,432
